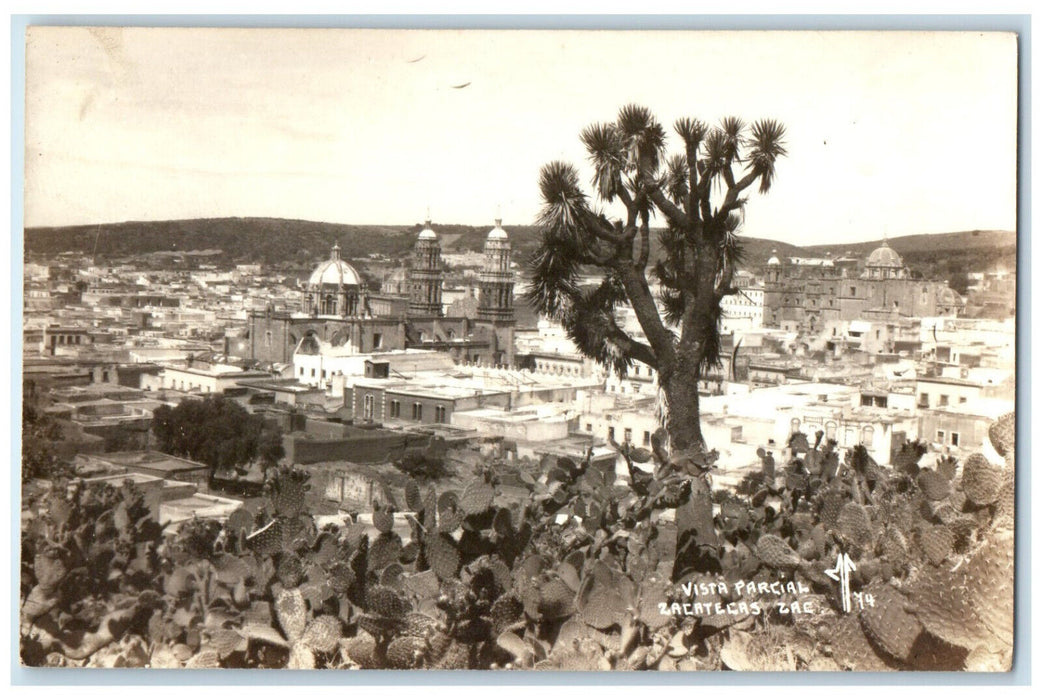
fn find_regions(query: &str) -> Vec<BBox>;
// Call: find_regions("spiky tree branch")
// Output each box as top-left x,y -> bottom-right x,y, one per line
527,105 -> 786,446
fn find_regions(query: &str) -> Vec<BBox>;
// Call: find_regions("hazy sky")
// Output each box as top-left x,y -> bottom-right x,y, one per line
24,28 -> 1017,245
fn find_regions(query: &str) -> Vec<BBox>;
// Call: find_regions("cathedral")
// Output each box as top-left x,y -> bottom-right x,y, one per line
762,240 -> 965,333
246,219 -> 516,367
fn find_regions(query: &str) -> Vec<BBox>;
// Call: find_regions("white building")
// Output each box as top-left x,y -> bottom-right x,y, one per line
720,286 -> 765,332
141,360 -> 271,394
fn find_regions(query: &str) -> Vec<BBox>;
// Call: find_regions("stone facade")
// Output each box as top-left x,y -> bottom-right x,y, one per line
247,220 -> 516,368
763,242 -> 964,333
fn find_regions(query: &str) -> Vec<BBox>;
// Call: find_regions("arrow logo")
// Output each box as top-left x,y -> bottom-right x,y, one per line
825,552 -> 857,613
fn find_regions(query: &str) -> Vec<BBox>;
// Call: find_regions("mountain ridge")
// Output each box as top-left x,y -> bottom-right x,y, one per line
24,218 -> 1016,276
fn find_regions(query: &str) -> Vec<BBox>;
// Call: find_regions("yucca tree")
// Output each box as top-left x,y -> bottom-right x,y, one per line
526,105 -> 786,451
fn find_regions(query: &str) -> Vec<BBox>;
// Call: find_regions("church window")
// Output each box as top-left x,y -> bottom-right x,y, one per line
412,403 -> 423,421
862,426 -> 875,447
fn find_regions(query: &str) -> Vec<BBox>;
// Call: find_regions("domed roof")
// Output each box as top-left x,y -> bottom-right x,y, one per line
487,218 -> 508,241
418,219 -> 438,240
308,243 -> 362,287
767,249 -> 781,266
937,286 -> 964,305
866,241 -> 903,268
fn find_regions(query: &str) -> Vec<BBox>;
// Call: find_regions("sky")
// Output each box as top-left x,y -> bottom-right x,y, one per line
23,27 -> 1018,246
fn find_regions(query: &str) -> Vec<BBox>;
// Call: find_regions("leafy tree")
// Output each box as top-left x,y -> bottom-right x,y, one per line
21,396 -> 65,481
526,105 -> 786,450
394,449 -> 448,480
151,396 -> 283,477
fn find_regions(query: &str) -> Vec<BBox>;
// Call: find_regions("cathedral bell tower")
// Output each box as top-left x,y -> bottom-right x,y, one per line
408,219 -> 444,317
477,219 -> 514,322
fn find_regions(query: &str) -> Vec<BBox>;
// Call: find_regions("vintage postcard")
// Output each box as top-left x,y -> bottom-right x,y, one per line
19,27 -> 1017,672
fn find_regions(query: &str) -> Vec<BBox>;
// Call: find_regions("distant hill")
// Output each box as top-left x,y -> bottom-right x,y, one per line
804,229 -> 1016,258
25,218 -> 420,268
804,230 -> 1018,285
24,218 -> 1016,279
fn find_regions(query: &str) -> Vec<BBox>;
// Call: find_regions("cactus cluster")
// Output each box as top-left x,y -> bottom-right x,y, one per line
21,416 -> 1015,671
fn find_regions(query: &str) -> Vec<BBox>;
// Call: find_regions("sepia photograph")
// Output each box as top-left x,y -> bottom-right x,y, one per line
17,25 -> 1018,673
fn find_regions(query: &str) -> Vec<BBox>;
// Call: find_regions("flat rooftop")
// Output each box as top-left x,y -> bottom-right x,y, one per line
91,451 -> 209,474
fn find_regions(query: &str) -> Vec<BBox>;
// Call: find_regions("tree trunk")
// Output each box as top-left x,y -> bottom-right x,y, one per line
663,355 -> 706,452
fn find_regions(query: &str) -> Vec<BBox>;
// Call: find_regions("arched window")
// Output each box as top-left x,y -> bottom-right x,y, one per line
862,425 -> 875,447
790,417 -> 801,434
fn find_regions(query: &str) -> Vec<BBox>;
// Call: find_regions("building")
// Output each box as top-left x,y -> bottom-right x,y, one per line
914,367 -> 1014,410
345,357 -> 600,428
697,381 -> 915,465
919,397 -> 1015,453
140,359 -> 272,394
763,241 -> 964,333
247,219 -> 516,367
720,273 -> 765,332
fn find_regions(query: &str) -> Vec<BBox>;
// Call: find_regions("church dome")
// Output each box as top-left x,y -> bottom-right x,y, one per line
487,218 -> 509,241
418,220 -> 438,240
936,286 -> 963,306
308,243 -> 362,287
767,249 -> 781,266
866,241 -> 903,268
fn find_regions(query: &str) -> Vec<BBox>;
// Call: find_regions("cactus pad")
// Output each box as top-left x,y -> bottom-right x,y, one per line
300,615 -> 342,654
274,587 -> 307,642
920,524 -> 954,566
819,490 -> 846,529
917,469 -> 951,501
755,533 -> 802,569
369,532 -> 403,571
988,412 -> 1015,457
268,468 -> 310,518
386,635 -> 428,669
859,584 -> 923,663
961,454 -> 1002,506
367,585 -> 409,618
372,509 -> 394,534
835,502 -> 875,557
538,577 -> 577,620
460,481 -> 495,516
426,533 -> 461,580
